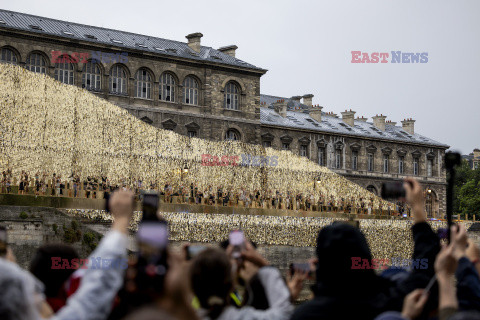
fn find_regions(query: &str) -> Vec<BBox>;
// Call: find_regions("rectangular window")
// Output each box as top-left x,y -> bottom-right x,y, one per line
383,155 -> 389,173
413,158 -> 419,175
352,151 -> 358,170
263,141 -> 271,148
282,143 -> 289,151
335,151 -> 341,169
300,145 -> 308,157
368,153 -> 374,172
187,131 -> 197,138
427,159 -> 433,177
399,156 -> 404,174
318,148 -> 325,166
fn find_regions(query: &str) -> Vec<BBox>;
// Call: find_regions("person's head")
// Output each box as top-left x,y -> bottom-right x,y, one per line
315,222 -> 379,295
190,248 -> 232,319
0,258 -> 44,320
29,244 -> 79,297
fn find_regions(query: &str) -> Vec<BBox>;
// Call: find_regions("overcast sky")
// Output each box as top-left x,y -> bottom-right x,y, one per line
4,0 -> 479,153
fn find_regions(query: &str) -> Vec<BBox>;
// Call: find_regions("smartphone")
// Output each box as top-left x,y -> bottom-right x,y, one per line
381,180 -> 414,199
0,226 -> 7,256
186,245 -> 207,260
289,262 -> 313,278
229,230 -> 245,260
142,193 -> 159,221
136,193 -> 169,293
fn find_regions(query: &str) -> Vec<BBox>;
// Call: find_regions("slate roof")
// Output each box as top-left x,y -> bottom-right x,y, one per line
0,9 -> 265,72
260,94 -> 449,148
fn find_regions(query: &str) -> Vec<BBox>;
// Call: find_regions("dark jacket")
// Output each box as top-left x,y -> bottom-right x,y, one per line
291,221 -> 440,320
456,257 -> 480,311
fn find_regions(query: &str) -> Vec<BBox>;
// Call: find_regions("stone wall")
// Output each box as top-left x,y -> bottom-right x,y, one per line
0,205 -> 102,268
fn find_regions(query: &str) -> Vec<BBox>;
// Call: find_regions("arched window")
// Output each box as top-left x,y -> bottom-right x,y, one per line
82,61 -> 101,91
26,52 -> 46,73
225,129 -> 240,141
224,82 -> 239,110
0,48 -> 18,65
54,59 -> 74,84
135,68 -> 152,99
183,76 -> 198,105
110,65 -> 128,95
159,73 -> 175,102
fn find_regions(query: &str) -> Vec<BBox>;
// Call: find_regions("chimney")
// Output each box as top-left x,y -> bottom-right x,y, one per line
272,99 -> 287,118
309,105 -> 323,123
372,114 -> 387,131
341,109 -> 356,127
302,94 -> 314,107
218,45 -> 238,57
473,148 -> 480,160
356,116 -> 368,122
291,96 -> 302,103
401,118 -> 416,135
326,111 -> 338,118
186,32 -> 203,53
386,120 -> 397,126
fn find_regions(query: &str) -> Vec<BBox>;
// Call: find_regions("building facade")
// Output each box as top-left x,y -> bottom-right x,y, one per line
0,9 -> 448,217
463,149 -> 480,170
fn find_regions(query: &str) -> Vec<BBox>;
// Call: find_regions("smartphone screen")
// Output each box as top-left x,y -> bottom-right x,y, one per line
229,230 -> 245,259
137,221 -> 168,250
136,218 -> 169,294
229,230 -> 244,246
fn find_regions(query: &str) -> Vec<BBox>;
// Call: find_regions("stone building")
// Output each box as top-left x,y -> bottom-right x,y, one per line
463,149 -> 480,170
0,9 -> 448,217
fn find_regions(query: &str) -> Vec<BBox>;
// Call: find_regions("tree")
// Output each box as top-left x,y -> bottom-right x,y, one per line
453,160 -> 480,219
